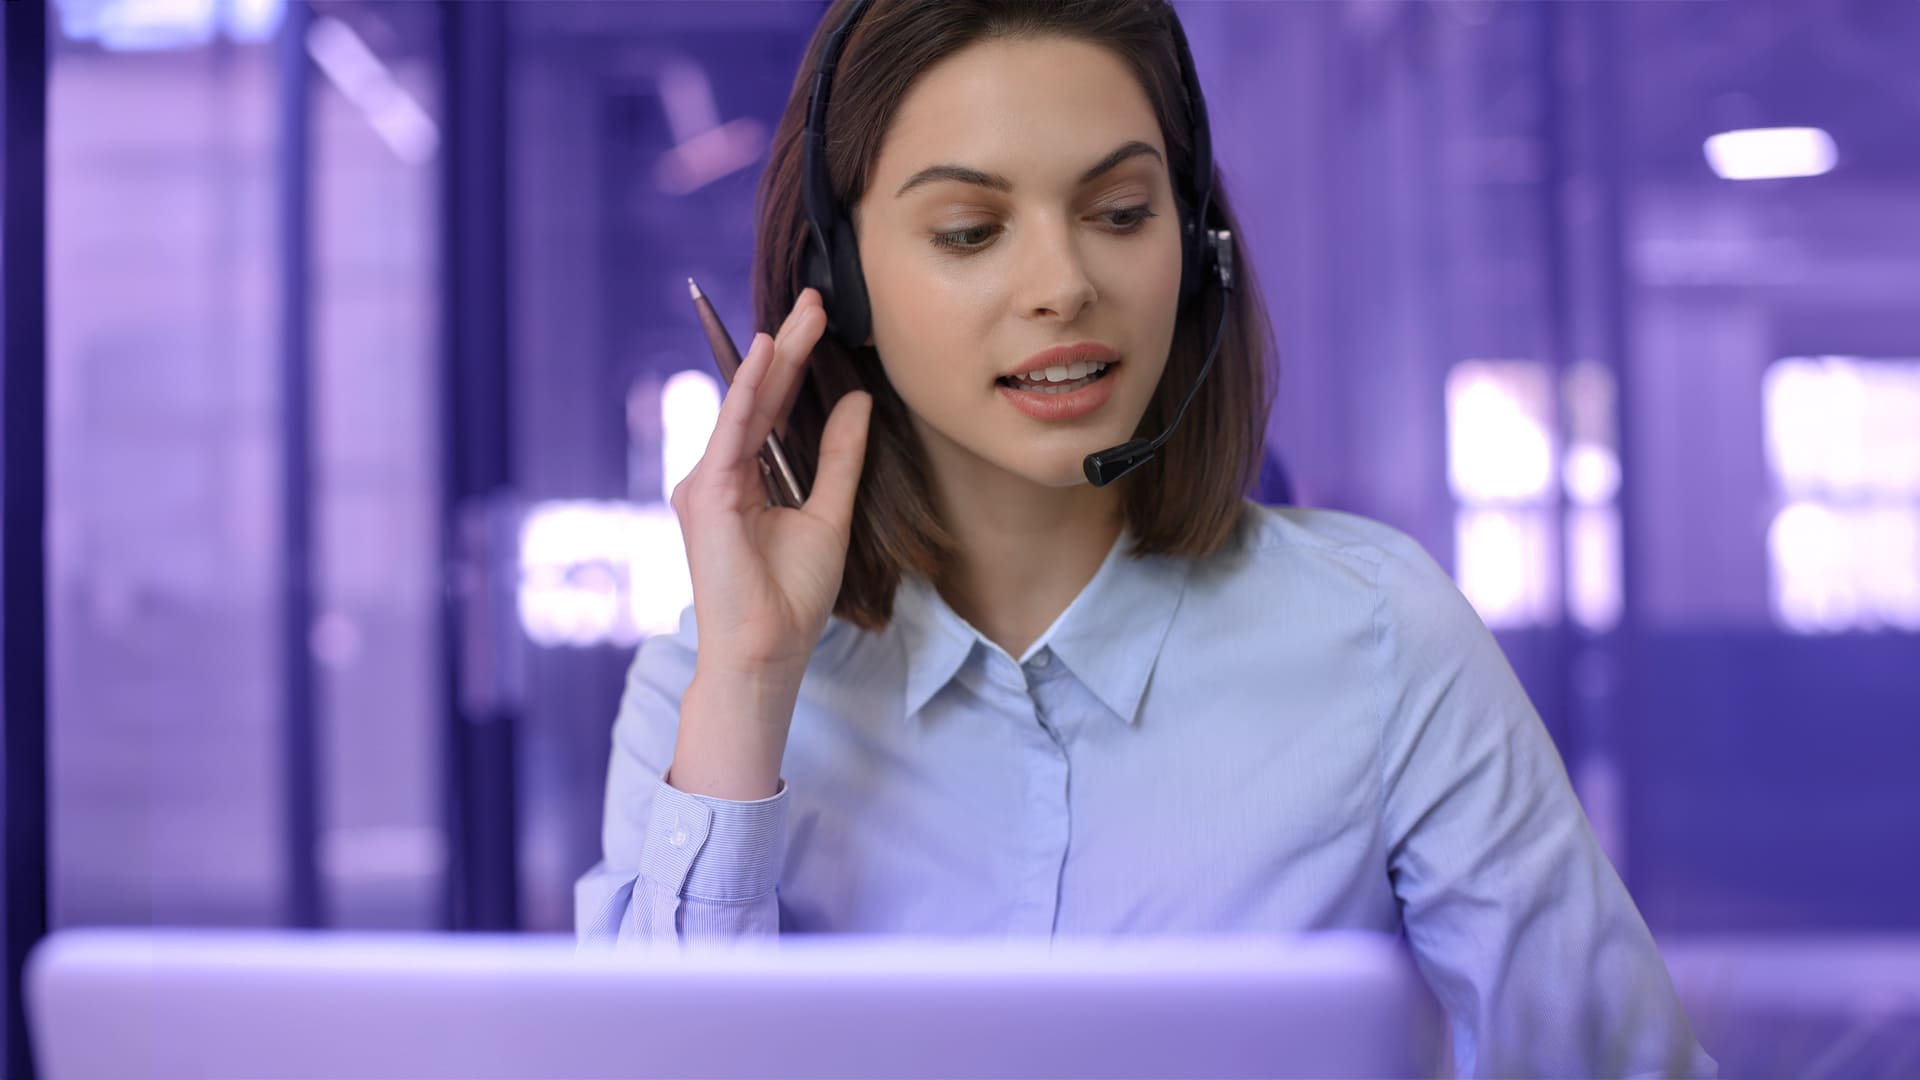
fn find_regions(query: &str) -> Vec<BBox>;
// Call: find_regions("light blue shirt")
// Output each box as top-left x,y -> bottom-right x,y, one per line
575,501 -> 1716,1077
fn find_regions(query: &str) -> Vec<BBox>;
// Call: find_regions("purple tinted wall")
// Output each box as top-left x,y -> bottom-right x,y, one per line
37,5 -> 1920,1074
47,0 -> 1920,930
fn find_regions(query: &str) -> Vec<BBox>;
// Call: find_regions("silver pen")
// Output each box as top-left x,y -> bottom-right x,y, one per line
687,277 -> 808,508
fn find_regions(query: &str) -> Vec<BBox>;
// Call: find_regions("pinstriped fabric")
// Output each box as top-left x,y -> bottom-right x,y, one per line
649,779 -> 789,902
569,779 -> 788,953
573,874 -> 632,953
572,501 -> 1718,1077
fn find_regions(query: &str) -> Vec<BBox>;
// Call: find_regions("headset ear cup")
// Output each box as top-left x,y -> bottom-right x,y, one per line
802,230 -> 833,309
827,216 -> 871,350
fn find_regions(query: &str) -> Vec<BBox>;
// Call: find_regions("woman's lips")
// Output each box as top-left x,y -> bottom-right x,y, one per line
995,363 -> 1118,422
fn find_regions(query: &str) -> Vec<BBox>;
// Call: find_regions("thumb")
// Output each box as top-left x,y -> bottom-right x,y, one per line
805,390 -> 872,534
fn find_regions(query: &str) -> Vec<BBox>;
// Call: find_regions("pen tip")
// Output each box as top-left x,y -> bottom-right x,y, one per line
687,277 -> 702,301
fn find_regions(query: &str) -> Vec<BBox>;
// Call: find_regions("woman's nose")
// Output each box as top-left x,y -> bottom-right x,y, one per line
1016,218 -> 1098,321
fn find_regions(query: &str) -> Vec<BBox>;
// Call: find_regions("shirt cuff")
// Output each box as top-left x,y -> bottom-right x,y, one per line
639,773 -> 790,903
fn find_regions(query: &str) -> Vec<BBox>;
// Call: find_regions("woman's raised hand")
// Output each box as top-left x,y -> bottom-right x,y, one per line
669,286 -> 873,687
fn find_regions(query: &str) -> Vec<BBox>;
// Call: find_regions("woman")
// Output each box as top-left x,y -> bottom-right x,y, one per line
576,1 -> 1714,1075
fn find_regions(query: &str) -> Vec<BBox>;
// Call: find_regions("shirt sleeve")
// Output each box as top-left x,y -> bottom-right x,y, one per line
1371,534 -> 1718,1078
574,605 -> 790,952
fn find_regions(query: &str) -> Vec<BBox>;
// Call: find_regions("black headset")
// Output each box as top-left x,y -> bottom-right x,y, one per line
800,0 -> 1235,487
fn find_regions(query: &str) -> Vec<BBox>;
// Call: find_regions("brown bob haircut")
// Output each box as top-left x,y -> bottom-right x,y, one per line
752,0 -> 1278,633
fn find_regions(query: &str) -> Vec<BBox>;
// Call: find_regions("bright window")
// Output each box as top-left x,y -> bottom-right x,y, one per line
1763,356 -> 1920,633
1445,360 -> 1623,632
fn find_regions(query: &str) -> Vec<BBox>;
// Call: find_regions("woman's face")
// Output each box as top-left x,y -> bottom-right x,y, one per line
851,35 -> 1183,494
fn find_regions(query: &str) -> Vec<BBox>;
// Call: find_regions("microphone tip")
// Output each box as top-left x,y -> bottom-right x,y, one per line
687,277 -> 702,301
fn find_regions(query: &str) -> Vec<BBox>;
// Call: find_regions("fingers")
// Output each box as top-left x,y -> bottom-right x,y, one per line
760,288 -> 826,443
695,288 -> 827,505
701,329 -> 778,480
805,389 -> 872,533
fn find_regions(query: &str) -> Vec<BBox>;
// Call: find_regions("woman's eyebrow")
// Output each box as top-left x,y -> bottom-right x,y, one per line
893,140 -> 1163,198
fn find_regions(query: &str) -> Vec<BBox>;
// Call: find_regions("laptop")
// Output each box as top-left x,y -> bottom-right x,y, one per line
27,928 -> 1446,1078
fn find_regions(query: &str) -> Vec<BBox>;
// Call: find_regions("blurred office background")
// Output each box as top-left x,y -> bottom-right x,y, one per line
4,0 -> 1918,1075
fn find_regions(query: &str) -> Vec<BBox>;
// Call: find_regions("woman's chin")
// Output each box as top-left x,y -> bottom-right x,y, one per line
1003,448 -> 1110,490
917,412 -> 1130,492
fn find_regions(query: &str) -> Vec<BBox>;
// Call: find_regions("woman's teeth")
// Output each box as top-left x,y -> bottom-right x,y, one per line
1001,360 -> 1112,393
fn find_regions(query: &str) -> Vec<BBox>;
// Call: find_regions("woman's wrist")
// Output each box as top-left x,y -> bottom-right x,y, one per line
667,671 -> 800,801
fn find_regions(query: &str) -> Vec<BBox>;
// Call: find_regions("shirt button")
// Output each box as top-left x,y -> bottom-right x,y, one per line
669,825 -> 689,847
1031,651 -> 1051,669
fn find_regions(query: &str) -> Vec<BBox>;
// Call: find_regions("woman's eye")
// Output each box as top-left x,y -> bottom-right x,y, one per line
1105,205 -> 1157,230
930,204 -> 1158,254
932,224 -> 998,252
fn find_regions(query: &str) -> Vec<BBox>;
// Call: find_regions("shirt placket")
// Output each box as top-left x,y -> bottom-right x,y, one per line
999,650 -> 1072,937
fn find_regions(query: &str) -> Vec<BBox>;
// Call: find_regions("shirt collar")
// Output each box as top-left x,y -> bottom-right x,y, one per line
891,521 -> 1191,726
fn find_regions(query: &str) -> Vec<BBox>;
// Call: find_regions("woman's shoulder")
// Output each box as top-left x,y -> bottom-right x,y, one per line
1225,500 -> 1497,662
1215,499 -> 1448,589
